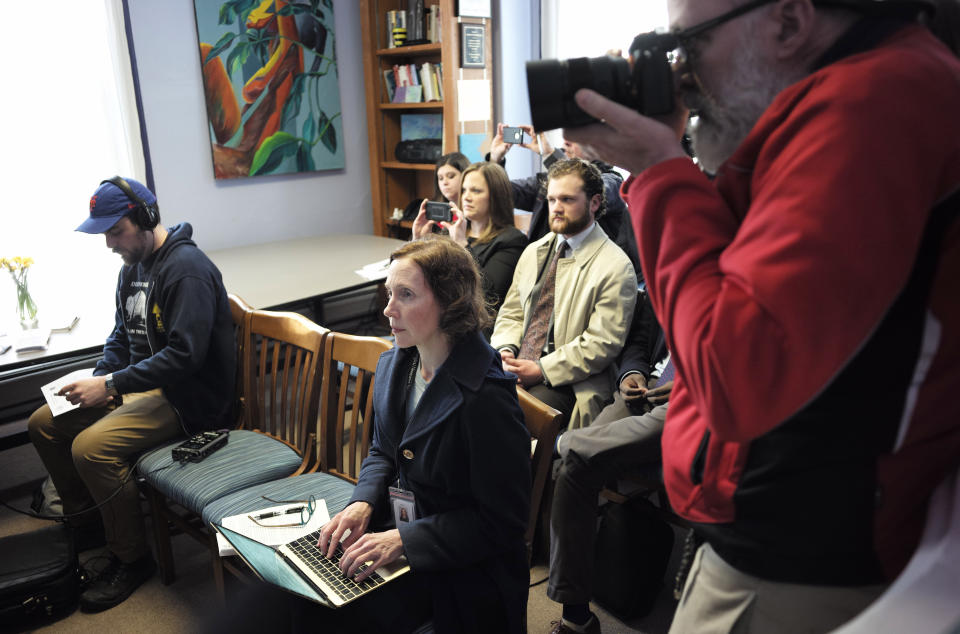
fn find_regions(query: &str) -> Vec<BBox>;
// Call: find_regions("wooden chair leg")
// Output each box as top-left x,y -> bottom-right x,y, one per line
146,485 -> 177,585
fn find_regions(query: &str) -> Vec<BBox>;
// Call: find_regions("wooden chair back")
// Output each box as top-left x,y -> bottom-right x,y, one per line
242,310 -> 329,467
227,293 -> 253,428
517,387 -> 563,557
320,333 -> 393,484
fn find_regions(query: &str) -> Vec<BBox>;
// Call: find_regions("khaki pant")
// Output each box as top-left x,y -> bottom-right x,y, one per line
669,543 -> 886,634
27,389 -> 181,563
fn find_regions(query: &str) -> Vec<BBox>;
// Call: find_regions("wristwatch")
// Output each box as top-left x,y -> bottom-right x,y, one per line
104,374 -> 118,397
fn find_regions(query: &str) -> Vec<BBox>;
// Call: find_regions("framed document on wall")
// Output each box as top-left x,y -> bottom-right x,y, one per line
460,24 -> 486,69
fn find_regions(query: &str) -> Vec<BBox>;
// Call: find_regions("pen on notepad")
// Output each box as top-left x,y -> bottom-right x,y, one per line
251,506 -> 305,520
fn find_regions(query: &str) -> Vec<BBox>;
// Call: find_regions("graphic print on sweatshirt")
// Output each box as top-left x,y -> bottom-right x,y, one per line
122,278 -> 152,363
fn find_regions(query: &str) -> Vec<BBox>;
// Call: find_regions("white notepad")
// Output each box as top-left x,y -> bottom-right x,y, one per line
40,368 -> 96,417
216,499 -> 330,557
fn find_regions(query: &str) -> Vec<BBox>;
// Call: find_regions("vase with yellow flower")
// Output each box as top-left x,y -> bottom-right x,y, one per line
1,256 -> 39,329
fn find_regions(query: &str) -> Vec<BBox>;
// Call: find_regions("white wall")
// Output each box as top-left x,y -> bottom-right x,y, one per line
127,0 -> 373,251
493,0 -> 540,182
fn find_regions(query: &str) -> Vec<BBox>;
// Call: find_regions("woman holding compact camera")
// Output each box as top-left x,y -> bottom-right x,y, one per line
318,235 -> 532,633
402,152 -> 470,222
413,162 -> 527,318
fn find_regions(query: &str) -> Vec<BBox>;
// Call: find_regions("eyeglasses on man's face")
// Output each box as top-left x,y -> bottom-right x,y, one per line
667,0 -> 776,75
248,494 -> 317,528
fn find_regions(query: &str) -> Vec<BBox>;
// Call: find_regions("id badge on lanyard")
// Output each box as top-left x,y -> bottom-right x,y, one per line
389,486 -> 417,525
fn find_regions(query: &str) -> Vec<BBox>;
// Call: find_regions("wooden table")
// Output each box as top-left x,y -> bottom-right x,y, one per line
208,234 -> 405,312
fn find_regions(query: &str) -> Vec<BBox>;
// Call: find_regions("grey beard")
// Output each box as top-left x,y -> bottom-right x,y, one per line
685,34 -> 796,174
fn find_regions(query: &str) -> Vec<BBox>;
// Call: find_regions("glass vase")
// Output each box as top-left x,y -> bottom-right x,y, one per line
17,281 -> 38,329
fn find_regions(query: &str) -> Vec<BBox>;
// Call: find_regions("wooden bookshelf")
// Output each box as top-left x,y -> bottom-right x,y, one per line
360,0 -> 494,238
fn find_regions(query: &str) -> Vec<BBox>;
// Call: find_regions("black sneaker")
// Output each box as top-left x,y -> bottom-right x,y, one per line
79,552 -> 156,613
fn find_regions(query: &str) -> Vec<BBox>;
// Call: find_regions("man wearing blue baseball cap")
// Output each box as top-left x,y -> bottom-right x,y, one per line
27,176 -> 236,612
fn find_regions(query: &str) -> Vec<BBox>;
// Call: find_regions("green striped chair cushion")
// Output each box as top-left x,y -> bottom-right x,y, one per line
139,430 -> 303,513
202,471 -> 356,526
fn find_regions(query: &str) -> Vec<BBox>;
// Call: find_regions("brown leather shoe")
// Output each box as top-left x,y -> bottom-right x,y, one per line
548,614 -> 601,634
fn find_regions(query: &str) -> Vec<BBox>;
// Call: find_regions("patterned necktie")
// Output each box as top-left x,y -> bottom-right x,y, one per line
519,241 -> 568,361
653,358 -> 674,388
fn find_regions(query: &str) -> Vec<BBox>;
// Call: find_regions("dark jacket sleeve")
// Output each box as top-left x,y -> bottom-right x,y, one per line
618,292 -> 661,381
398,379 -> 530,571
349,415 -> 398,511
597,169 -> 642,279
95,272 -> 130,377
510,174 -> 544,213
472,230 -> 527,311
111,274 -> 219,395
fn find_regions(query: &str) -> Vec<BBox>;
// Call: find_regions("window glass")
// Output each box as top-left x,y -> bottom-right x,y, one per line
0,1 -> 145,332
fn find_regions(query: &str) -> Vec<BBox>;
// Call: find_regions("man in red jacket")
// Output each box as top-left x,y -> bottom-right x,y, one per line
564,0 -> 960,632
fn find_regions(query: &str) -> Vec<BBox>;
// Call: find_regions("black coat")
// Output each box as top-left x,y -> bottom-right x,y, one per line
467,226 -> 527,314
349,331 -> 531,632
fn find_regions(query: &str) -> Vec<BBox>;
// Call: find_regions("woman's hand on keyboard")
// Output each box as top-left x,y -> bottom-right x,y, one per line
318,501 -> 373,559
340,529 -> 404,583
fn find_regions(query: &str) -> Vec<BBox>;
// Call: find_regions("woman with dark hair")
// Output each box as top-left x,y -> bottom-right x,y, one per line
402,152 -> 470,222
432,151 -> 471,205
413,162 -> 527,316
318,235 -> 531,633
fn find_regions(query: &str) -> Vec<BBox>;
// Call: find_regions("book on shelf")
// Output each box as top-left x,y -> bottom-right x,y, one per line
386,63 -> 441,104
419,62 -> 439,102
427,4 -> 440,43
386,10 -> 396,48
404,85 -> 423,103
382,68 -> 396,102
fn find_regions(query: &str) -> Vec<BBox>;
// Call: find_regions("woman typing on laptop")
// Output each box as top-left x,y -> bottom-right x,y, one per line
318,235 -> 532,632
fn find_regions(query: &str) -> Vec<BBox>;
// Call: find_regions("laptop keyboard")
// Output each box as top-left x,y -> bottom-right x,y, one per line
287,529 -> 387,602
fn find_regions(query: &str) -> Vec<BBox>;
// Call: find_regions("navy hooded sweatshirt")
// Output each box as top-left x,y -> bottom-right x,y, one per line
95,222 -> 235,434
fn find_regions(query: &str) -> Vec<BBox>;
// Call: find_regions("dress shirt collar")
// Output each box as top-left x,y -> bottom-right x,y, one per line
557,221 -> 595,255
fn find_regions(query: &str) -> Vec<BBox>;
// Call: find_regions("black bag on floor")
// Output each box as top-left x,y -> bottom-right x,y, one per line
0,523 -> 80,623
592,495 -> 675,620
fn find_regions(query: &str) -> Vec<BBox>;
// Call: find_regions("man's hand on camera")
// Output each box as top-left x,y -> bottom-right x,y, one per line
489,123 -> 512,163
563,88 -> 687,174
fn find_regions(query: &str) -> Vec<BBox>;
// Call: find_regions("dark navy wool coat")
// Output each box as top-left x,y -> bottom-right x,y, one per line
350,330 -> 531,632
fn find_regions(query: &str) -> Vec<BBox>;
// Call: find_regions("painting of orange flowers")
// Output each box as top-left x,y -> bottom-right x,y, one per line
193,0 -> 344,179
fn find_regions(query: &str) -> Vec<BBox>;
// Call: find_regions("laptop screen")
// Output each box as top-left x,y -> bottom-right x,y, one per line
214,524 -> 332,607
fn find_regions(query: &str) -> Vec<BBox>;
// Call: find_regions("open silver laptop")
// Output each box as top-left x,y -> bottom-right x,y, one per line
214,524 -> 410,607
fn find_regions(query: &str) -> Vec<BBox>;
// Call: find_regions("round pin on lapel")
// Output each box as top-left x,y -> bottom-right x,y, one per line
402,449 -> 414,460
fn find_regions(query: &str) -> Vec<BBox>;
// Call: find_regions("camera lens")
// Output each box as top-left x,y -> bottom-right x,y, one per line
526,55 -> 633,132
526,31 -> 678,133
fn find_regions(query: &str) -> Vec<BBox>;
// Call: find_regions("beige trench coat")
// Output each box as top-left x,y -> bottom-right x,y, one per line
491,223 -> 637,429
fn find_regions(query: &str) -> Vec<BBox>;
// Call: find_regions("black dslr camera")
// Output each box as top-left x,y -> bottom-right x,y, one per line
526,30 -> 678,132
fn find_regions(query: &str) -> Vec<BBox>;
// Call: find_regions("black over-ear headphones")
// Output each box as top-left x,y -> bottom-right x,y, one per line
101,176 -> 160,230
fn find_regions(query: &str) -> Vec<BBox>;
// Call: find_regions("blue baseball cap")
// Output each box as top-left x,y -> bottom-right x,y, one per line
77,177 -> 157,234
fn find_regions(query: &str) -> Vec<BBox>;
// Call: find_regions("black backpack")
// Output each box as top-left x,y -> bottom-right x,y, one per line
592,495 -> 676,620
0,523 -> 80,624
